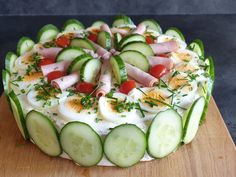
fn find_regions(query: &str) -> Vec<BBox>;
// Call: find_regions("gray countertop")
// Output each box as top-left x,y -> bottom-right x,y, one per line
0,15 -> 235,143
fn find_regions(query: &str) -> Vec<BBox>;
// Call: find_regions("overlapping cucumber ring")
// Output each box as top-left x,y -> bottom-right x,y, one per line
2,15 -> 214,167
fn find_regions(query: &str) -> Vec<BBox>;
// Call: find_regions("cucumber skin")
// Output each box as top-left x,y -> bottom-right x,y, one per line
91,20 -> 106,28
80,59 -> 101,83
56,46 -> 85,62
97,31 -> 112,50
104,124 -> 146,168
121,41 -> 154,56
63,19 -> 85,31
16,36 -> 35,56
26,110 -> 62,156
118,34 -> 146,50
37,24 -> 59,42
166,27 -> 185,41
5,52 -> 17,72
110,56 -> 128,84
146,109 -> 183,158
112,15 -> 134,27
141,19 -> 162,34
8,91 -> 29,140
182,97 -> 205,142
70,38 -> 96,51
67,54 -> 92,74
200,56 -> 215,124
188,39 -> 205,60
60,121 -> 103,167
114,33 -> 122,50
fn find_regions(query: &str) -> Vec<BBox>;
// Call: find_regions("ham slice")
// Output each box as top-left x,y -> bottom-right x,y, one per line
125,63 -> 158,87
41,61 -> 71,76
132,23 -> 146,35
111,28 -> 129,35
147,56 -> 174,69
90,41 -> 112,60
109,48 -> 120,56
100,24 -> 112,36
51,73 -> 80,90
34,44 -> 62,59
96,60 -> 112,97
150,41 -> 179,54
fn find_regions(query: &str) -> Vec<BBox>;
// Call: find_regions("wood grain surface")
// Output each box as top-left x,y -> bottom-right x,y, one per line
0,94 -> 235,177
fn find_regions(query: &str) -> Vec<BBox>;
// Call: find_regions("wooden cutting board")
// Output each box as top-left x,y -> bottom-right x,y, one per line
0,94 -> 235,177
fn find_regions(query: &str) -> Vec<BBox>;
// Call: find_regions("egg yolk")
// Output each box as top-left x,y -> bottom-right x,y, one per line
175,52 -> 192,62
23,72 -> 43,82
169,75 -> 193,93
66,98 -> 83,113
22,55 -> 34,65
175,63 -> 198,73
143,90 -> 170,107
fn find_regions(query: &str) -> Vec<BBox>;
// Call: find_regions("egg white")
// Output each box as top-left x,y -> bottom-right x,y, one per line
157,34 -> 187,50
170,49 -> 199,65
15,51 -> 34,70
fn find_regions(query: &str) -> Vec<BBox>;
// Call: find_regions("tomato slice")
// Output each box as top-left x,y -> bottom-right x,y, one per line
149,64 -> 168,79
76,82 -> 95,94
55,36 -> 70,48
88,33 -> 97,43
38,57 -> 55,67
119,80 -> 136,94
158,53 -> 169,58
47,71 -> 65,82
146,36 -> 155,44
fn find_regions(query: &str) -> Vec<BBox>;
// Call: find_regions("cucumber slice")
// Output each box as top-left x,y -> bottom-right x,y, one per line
60,121 -> 103,166
63,19 -> 84,31
26,110 -> 62,156
70,38 -> 96,51
2,69 -> 11,94
67,54 -> 92,74
119,34 -> 146,49
188,39 -> 205,60
16,37 -> 35,56
112,15 -> 135,28
80,58 -> 102,83
147,109 -> 182,158
114,33 -> 122,49
37,24 -> 59,43
104,124 -> 146,167
5,52 -> 17,73
97,31 -> 112,50
121,42 -> 154,56
183,97 -> 206,144
119,50 -> 149,72
56,46 -> 85,62
165,27 -> 185,41
91,20 -> 106,28
140,19 -> 162,34
110,55 -> 128,84
8,91 -> 29,139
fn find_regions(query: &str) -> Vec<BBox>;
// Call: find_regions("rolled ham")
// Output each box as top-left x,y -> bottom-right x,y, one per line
147,56 -> 174,69
90,41 -> 112,60
125,63 -> 158,87
150,41 -> 179,54
109,48 -> 120,56
34,44 -> 62,59
111,28 -> 129,35
51,73 -> 80,90
100,24 -> 112,36
96,60 -> 112,97
132,23 -> 146,35
41,61 -> 71,76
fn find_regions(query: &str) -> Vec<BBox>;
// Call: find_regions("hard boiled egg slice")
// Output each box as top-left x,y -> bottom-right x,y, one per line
15,51 -> 36,70
58,96 -> 97,122
174,62 -> 200,74
129,87 -> 173,114
98,93 -> 140,123
157,34 -> 187,50
170,49 -> 199,64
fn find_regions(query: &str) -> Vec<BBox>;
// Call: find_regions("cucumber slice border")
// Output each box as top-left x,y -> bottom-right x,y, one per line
121,41 -> 154,56
67,53 -> 93,74
119,50 -> 149,72
147,109 -> 183,158
188,39 -> 205,60
110,55 -> 128,84
140,19 -> 162,34
26,110 -> 62,156
37,24 -> 59,43
70,37 -> 96,51
118,34 -> 146,50
16,36 -> 35,56
112,15 -> 135,28
60,121 -> 103,167
114,33 -> 122,50
91,20 -> 106,28
2,69 -> 11,95
183,97 -> 206,144
56,46 -> 85,62
8,91 -> 29,140
104,124 -> 146,168
165,27 -> 185,41
63,19 -> 85,31
5,52 -> 17,73
97,31 -> 112,50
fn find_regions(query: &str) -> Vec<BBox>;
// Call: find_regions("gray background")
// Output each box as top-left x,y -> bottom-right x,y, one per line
0,0 -> 236,15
